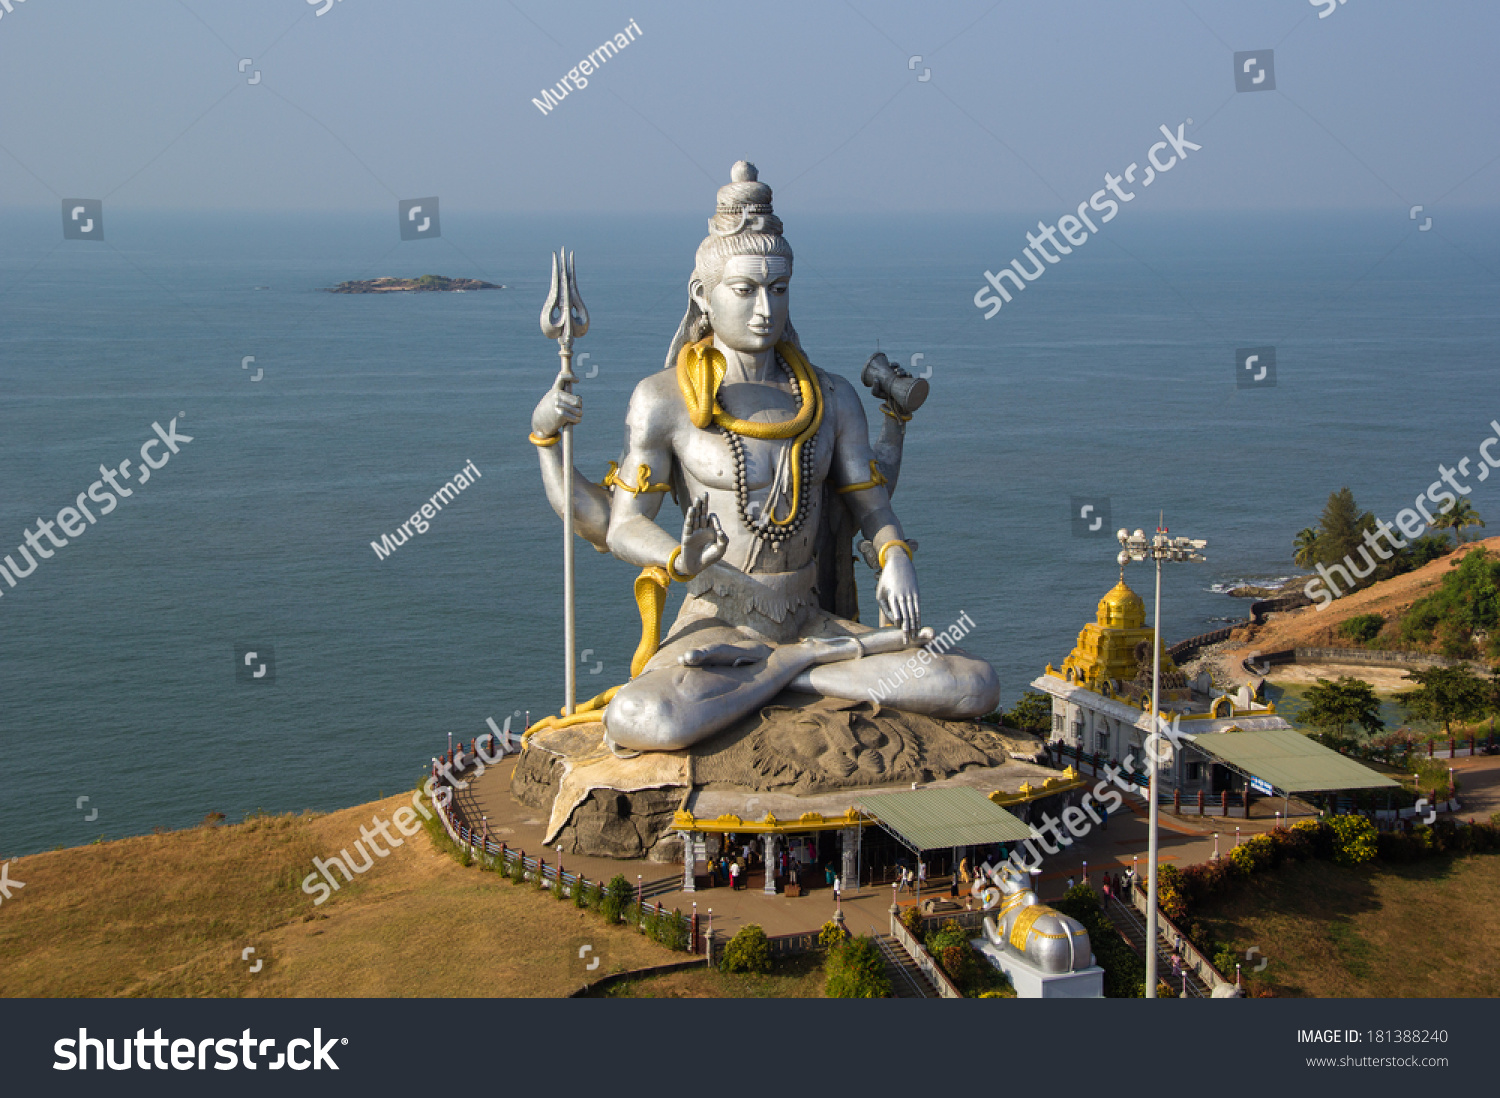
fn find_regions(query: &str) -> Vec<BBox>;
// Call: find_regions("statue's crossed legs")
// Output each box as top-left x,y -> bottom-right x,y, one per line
603,597 -> 1000,752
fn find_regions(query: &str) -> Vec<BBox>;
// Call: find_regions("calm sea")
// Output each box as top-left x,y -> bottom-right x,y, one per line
1,209 -> 1496,856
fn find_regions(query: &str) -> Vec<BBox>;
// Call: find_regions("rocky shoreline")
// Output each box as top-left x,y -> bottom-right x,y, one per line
325,275 -> 503,294
1219,576 -> 1311,599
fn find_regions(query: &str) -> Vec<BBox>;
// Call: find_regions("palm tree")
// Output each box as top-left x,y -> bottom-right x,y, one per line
1293,527 -> 1320,568
1432,499 -> 1485,545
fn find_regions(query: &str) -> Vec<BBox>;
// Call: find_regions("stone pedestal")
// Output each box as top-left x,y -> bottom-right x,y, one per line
973,938 -> 1104,999
511,693 -> 1047,860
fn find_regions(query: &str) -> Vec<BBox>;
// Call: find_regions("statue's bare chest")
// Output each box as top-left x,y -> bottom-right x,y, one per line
673,379 -> 833,492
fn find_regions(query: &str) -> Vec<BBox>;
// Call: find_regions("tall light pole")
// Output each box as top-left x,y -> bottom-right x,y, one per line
1118,520 -> 1207,999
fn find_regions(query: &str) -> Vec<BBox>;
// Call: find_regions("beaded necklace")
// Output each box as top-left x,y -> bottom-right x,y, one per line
719,351 -> 818,549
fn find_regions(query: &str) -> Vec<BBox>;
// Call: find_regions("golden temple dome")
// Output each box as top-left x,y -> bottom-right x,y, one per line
1052,574 -> 1171,693
1096,580 -> 1145,630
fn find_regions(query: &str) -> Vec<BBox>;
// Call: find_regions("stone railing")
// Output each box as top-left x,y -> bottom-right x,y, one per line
1128,880 -> 1231,993
1166,626 -> 1235,663
1247,646 -> 1480,674
919,909 -> 986,935
766,930 -> 821,957
889,911 -> 964,999
428,773 -> 698,951
1250,593 -> 1311,624
1293,646 -> 1474,669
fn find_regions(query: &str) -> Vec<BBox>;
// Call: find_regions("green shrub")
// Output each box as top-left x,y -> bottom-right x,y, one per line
720,924 -> 772,974
900,904 -> 924,937
508,852 -> 527,884
817,919 -> 848,950
824,934 -> 892,998
1062,882 -> 1099,909
924,919 -> 1010,997
573,875 -> 592,909
1327,814 -> 1378,866
653,910 -> 690,951
1339,613 -> 1384,645
1154,864 -> 1188,922
600,874 -> 634,924
1213,945 -> 1241,979
1291,818 -> 1337,859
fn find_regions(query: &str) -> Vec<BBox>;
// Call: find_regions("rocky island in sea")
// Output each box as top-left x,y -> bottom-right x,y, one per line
324,274 -> 504,293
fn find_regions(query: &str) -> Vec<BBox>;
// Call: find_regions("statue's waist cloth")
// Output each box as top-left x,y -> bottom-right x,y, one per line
646,561 -> 868,666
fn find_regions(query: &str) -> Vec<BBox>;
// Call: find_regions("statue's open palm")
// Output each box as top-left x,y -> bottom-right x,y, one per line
678,493 -> 729,576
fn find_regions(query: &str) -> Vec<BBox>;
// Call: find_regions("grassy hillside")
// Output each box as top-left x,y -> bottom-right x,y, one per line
0,795 -> 675,997
1193,853 -> 1500,998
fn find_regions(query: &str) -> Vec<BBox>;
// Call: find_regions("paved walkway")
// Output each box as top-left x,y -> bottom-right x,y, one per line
453,749 -> 1500,943
1444,753 -> 1500,819
453,754 -> 1295,941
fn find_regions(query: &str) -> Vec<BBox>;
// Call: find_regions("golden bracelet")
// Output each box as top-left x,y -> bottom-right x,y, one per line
877,539 -> 913,569
835,459 -> 889,495
881,403 -> 913,423
602,461 -> 670,494
666,546 -> 697,583
528,431 -> 560,448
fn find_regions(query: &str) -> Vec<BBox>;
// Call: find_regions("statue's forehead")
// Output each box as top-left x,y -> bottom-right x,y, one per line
722,254 -> 790,282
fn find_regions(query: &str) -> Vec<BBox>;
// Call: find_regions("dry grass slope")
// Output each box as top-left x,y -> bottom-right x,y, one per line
1195,854 -> 1500,998
0,795 -> 676,998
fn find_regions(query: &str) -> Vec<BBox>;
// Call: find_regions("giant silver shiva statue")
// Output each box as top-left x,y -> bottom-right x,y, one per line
529,161 -> 999,753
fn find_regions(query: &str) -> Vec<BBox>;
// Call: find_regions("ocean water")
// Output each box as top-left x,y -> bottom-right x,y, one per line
1,209 -> 1497,857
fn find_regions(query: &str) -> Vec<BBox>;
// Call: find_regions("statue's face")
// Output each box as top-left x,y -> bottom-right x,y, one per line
693,254 -> 790,353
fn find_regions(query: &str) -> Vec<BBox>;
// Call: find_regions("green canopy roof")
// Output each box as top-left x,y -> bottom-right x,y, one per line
855,787 -> 1034,851
1189,728 -> 1399,794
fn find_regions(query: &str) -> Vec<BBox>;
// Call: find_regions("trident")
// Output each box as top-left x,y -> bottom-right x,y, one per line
540,248 -> 589,715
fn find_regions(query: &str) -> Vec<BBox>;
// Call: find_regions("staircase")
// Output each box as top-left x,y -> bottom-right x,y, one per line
873,932 -> 937,999
1103,899 -> 1210,998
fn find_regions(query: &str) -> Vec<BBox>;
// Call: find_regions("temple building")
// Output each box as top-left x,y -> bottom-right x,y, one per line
1030,572 -> 1293,801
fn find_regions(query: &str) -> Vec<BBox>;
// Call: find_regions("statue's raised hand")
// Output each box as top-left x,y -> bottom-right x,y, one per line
876,550 -> 921,641
677,493 -> 728,577
531,381 -> 582,439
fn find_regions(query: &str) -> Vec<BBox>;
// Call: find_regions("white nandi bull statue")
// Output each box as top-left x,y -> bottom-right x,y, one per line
971,860 -> 1093,974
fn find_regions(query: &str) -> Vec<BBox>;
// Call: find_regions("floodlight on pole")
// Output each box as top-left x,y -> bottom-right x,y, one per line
1117,516 -> 1207,1000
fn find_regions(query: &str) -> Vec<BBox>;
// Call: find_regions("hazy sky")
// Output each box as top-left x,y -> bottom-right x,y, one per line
0,0 -> 1496,214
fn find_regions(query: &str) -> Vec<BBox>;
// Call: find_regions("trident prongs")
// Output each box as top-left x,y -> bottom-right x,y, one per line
540,248 -> 589,345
